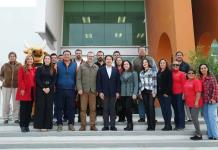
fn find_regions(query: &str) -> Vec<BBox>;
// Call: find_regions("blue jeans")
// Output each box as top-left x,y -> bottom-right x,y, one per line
203,103 -> 218,138
159,95 -> 172,127
172,94 -> 185,128
138,99 -> 146,119
56,89 -> 76,125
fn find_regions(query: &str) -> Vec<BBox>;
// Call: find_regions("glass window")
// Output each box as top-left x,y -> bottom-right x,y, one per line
63,0 -> 146,46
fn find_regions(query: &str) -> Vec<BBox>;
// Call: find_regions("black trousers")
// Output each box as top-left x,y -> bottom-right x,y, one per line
142,89 -> 156,129
20,101 -> 33,128
34,90 -> 53,129
116,97 -> 125,120
123,96 -> 133,123
103,96 -> 116,127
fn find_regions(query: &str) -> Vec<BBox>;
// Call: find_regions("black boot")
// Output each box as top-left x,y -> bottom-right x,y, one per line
124,123 -> 133,131
21,127 -> 27,132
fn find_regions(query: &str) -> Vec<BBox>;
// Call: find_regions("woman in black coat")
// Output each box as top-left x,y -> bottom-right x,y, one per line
34,55 -> 56,131
157,59 -> 172,131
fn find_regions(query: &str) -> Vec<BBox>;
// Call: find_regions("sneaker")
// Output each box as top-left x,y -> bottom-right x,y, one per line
68,124 -> 75,131
138,118 -> 145,122
190,135 -> 202,140
102,126 -> 109,131
57,124 -> 63,132
208,137 -> 214,140
90,126 -> 98,131
3,120 -> 8,124
14,120 -> 20,124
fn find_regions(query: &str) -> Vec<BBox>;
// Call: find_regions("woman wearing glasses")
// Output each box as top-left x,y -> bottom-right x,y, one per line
183,69 -> 203,140
199,64 -> 218,140
171,61 -> 186,130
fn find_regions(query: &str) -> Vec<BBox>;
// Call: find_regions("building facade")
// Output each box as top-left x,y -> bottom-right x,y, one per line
0,0 -> 218,64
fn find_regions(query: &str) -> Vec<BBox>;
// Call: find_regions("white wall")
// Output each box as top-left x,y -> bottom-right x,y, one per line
0,0 -> 56,65
45,0 -> 64,50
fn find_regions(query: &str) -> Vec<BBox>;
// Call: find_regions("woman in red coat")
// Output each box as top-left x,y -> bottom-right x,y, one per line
16,55 -> 36,132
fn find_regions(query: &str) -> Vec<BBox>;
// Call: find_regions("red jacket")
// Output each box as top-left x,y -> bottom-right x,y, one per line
16,66 -> 36,101
172,70 -> 186,94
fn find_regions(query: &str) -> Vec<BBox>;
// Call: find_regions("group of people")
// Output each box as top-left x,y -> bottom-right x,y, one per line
0,47 -> 218,141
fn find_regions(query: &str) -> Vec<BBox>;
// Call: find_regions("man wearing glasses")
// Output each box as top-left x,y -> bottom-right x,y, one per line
171,61 -> 186,130
77,51 -> 99,131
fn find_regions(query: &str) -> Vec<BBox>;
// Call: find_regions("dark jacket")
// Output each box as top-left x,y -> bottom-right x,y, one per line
179,61 -> 190,73
36,65 -> 56,90
157,69 -> 172,96
96,66 -> 121,97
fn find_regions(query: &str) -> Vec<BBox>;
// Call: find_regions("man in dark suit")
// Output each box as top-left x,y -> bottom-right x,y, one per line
97,55 -> 121,131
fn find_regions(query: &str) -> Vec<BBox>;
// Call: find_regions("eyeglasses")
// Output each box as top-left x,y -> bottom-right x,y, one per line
172,64 -> 179,67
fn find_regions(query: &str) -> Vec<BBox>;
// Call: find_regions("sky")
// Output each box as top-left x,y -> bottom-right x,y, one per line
0,0 -> 37,7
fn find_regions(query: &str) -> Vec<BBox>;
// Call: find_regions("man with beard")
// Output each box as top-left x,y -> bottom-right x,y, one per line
73,49 -> 85,122
95,51 -> 105,68
95,51 -> 105,116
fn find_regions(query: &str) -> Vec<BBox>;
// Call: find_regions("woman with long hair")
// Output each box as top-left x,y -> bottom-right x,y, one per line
199,64 -> 218,140
120,60 -> 138,130
16,55 -> 36,132
139,58 -> 157,130
34,55 -> 56,131
157,59 -> 172,131
115,57 -> 125,122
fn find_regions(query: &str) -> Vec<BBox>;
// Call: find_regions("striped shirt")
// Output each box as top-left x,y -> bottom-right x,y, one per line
139,68 -> 157,96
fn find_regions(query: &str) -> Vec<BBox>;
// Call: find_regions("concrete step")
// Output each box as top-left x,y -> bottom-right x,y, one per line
0,117 -> 218,149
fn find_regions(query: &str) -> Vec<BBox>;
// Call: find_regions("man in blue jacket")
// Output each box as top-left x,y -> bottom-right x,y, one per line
56,50 -> 77,131
97,55 -> 121,131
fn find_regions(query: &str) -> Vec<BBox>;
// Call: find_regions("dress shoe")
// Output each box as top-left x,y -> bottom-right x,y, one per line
124,123 -> 133,131
110,126 -> 117,131
79,126 -> 86,131
102,127 -> 109,131
162,126 -> 172,131
190,135 -> 202,140
208,137 -> 214,140
90,126 -> 98,131
138,118 -> 145,122
147,127 -> 155,131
